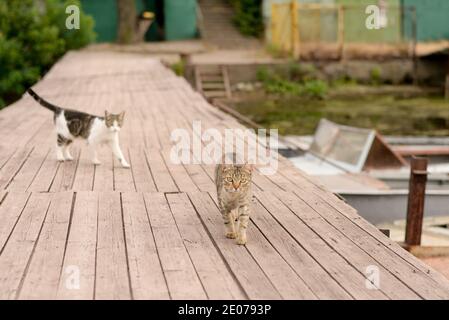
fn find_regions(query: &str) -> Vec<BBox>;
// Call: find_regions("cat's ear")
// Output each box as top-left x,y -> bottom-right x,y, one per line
119,111 -> 125,122
244,163 -> 254,172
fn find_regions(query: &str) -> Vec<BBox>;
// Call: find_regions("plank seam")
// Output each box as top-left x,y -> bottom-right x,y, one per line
186,192 -> 249,300
141,193 -> 172,300
56,192 -> 77,293
164,193 -> 209,299
275,192 -> 397,299
0,193 -> 32,256
25,148 -> 52,192
2,147 -> 35,190
119,193 -> 135,300
293,188 -> 444,298
14,195 -> 52,299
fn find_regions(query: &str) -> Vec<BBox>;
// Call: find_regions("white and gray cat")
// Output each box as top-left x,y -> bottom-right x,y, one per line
27,88 -> 130,168
215,153 -> 253,245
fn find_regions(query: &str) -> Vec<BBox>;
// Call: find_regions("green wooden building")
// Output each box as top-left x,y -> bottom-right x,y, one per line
402,0 -> 449,41
264,0 -> 449,45
80,0 -> 198,42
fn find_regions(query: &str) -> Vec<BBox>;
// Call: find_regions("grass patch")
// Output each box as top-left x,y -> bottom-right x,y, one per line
257,65 -> 328,99
233,94 -> 449,136
170,60 -> 185,76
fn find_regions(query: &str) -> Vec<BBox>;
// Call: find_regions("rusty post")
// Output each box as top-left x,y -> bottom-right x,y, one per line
405,157 -> 428,246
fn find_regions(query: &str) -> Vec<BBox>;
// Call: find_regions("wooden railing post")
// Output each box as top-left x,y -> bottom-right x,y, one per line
405,157 -> 428,246
338,5 -> 345,60
291,0 -> 299,59
271,3 -> 279,50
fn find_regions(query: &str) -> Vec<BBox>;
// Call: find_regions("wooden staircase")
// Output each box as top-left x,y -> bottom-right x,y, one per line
195,65 -> 232,100
197,0 -> 261,50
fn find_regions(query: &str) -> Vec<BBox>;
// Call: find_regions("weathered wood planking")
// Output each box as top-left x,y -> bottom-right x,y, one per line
0,50 -> 448,299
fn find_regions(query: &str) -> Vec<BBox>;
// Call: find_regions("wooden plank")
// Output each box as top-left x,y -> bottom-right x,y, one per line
71,149 -> 95,191
279,164 -> 449,291
145,149 -> 178,192
143,193 -> 207,300
276,191 -> 420,299
166,193 -> 246,299
183,161 -> 216,192
161,149 -> 198,192
95,191 -> 131,299
0,147 -> 34,190
113,151 -> 136,192
207,192 -> 318,299
0,193 -> 51,299
50,148 -> 80,192
0,192 -> 31,252
122,192 -> 169,299
287,190 -> 449,299
7,147 -> 49,192
27,148 -> 61,192
187,192 -> 282,299
254,191 -> 388,299
251,192 -> 352,299
131,92 -> 161,149
93,149 -> 113,191
128,148 -> 157,192
0,147 -> 16,170
57,191 -> 98,299
19,192 -> 74,299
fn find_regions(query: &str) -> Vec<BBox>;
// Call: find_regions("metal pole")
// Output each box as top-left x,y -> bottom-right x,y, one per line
405,157 -> 428,246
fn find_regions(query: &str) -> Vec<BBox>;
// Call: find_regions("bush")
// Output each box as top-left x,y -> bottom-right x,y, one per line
370,67 -> 382,85
0,0 -> 95,108
256,66 -> 328,99
301,80 -> 328,99
44,0 -> 96,51
171,60 -> 185,77
229,0 -> 263,37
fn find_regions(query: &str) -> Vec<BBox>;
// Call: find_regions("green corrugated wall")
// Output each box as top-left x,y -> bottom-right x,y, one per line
80,0 -> 197,42
164,0 -> 197,40
402,0 -> 449,41
336,0 -> 402,43
81,0 -> 118,42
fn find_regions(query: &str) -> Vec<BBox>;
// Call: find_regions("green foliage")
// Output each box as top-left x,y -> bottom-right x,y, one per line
234,94 -> 449,136
44,0 -> 96,51
229,0 -> 263,37
171,60 -> 185,77
370,67 -> 382,85
0,0 -> 95,108
256,65 -> 328,99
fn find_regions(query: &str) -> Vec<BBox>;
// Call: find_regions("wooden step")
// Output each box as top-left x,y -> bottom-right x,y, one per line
203,90 -> 228,98
200,75 -> 223,82
202,82 -> 226,89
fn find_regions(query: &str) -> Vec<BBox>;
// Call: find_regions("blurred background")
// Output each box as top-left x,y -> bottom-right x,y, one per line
2,1 -> 449,266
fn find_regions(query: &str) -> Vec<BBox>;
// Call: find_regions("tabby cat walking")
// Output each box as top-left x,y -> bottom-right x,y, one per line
27,88 -> 130,168
215,153 -> 253,245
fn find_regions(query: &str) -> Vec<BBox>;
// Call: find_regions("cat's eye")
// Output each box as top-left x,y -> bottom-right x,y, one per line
226,177 -> 233,182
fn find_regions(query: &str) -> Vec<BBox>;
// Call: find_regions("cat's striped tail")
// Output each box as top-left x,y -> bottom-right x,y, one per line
27,88 -> 61,113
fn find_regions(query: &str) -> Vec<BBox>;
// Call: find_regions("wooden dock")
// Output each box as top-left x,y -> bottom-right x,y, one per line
0,51 -> 449,299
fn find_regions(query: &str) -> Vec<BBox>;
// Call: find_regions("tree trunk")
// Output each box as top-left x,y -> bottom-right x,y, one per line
117,0 -> 137,44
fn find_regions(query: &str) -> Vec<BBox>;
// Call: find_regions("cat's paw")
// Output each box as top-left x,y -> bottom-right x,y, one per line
225,232 -> 237,239
57,156 -> 65,162
65,155 -> 74,161
92,159 -> 101,165
236,236 -> 247,245
121,161 -> 130,168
